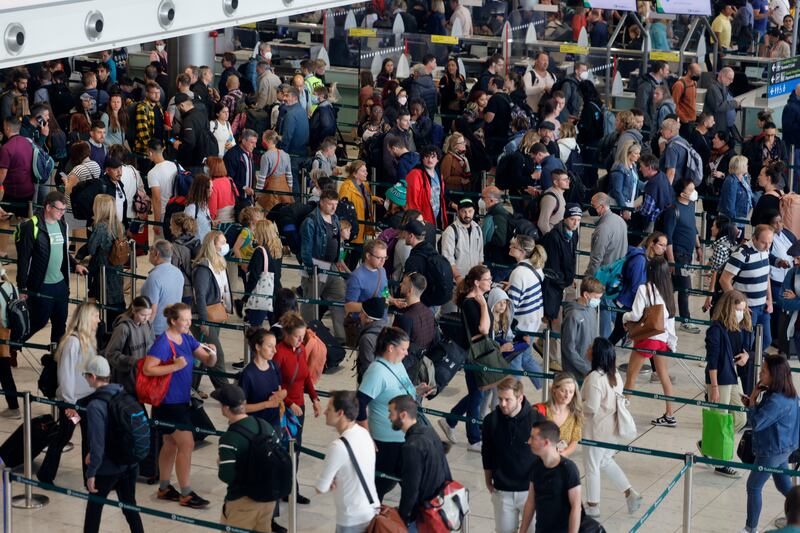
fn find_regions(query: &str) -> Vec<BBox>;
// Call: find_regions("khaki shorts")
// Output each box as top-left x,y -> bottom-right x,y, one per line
221,496 -> 276,533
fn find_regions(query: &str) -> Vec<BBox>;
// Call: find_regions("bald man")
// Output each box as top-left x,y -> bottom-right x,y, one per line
703,67 -> 740,135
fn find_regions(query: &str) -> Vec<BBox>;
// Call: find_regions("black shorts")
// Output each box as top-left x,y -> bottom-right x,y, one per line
152,402 -> 191,435
2,194 -> 33,218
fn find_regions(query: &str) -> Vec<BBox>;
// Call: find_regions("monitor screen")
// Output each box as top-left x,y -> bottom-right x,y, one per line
584,0 -> 637,11
656,0 -> 712,16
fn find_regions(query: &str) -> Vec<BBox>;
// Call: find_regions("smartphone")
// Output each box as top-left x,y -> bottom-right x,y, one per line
169,137 -> 176,143
69,413 -> 81,425
200,343 -> 217,355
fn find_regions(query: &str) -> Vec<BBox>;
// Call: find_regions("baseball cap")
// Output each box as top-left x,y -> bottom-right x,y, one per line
174,93 -> 191,105
402,220 -> 426,237
538,121 -> 556,131
211,384 -> 247,408
458,198 -> 475,210
85,356 -> 111,378
361,297 -> 386,321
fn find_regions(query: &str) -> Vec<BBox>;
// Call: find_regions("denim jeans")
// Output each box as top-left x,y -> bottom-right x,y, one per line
446,370 -> 483,444
746,451 -> 793,529
599,297 -> 616,339
508,347 -> 543,390
749,304 -> 772,353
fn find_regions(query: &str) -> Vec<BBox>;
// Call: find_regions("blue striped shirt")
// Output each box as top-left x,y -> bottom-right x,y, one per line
507,261 -> 544,332
723,245 -> 770,307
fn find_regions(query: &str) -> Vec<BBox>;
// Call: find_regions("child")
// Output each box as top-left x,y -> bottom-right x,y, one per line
232,206 -> 264,316
337,219 -> 352,272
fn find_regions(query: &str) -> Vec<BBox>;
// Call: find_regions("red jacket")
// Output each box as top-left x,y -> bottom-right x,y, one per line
273,341 -> 318,408
405,166 -> 448,228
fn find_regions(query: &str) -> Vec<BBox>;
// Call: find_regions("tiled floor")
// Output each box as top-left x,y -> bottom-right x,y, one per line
0,221 -> 794,533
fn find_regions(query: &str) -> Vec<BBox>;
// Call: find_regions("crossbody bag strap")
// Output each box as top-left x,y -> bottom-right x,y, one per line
340,436 -> 375,505
375,358 -> 415,397
260,246 -> 269,272
372,268 -> 383,298
287,351 -> 301,388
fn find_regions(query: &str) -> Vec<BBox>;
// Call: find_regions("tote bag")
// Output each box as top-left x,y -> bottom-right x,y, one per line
136,338 -> 175,406
461,310 -> 509,391
626,283 -> 666,343
243,247 -> 274,312
614,392 -> 637,440
701,409 -> 735,460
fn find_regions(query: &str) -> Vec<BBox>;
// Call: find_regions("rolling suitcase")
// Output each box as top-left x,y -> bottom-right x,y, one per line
190,397 -> 216,443
0,414 -> 57,468
138,414 -> 161,483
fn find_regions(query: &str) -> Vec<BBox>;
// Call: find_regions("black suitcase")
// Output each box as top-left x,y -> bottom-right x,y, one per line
308,320 -> 346,372
0,414 -> 57,468
138,416 -> 161,483
190,397 -> 215,443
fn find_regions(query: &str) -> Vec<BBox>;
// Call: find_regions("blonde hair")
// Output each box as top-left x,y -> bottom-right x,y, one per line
519,130 -> 541,154
529,244 -> 547,269
559,122 -> 577,139
252,219 -> 283,259
432,0 -> 445,13
194,230 -> 226,272
170,212 -> 198,237
712,290 -> 753,332
546,372 -> 583,421
729,155 -> 749,176
92,194 -> 123,238
617,110 -> 635,130
55,303 -> 99,366
615,140 -> 641,167
491,296 -> 512,338
444,132 -> 466,154
238,206 -> 263,227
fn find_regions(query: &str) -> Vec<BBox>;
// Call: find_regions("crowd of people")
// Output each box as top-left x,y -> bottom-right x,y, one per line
0,1 -> 799,532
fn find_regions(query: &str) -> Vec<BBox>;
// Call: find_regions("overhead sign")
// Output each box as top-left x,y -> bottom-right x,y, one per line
583,0 -> 637,11
655,0 -> 711,16
768,56 -> 800,99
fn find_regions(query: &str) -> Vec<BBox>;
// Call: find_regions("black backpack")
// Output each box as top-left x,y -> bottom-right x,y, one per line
38,351 -> 58,399
566,170 -> 589,205
70,178 -> 109,221
421,251 -> 455,307
507,212 -> 541,241
197,124 -> 219,161
361,131 -> 387,171
0,283 -> 29,343
46,82 -> 75,125
229,418 -> 293,502
336,197 -> 359,242
93,388 -> 151,465
525,191 -> 560,236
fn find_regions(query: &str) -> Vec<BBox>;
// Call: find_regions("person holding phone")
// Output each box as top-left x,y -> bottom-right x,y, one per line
741,354 -> 800,533
143,302 -> 217,509
699,290 -> 752,478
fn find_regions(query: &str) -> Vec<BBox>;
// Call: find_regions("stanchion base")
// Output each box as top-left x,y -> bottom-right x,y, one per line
619,363 -> 653,382
11,493 -> 49,509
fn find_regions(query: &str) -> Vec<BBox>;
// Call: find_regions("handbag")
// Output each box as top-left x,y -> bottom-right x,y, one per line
701,409 -> 735,460
614,392 -> 637,440
417,480 -> 469,533
737,428 -> 755,464
135,338 -> 176,406
344,269 -> 384,348
461,310 -> 508,391
626,283 -> 666,343
243,247 -> 274,312
206,302 -> 228,324
257,149 -> 295,211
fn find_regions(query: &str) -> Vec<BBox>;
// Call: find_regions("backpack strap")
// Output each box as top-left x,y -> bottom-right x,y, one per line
340,436 -> 375,505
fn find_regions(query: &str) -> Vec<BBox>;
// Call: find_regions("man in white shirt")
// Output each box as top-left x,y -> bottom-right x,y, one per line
146,139 -> 177,236
448,0 -> 473,36
315,390 -> 378,533
769,0 -> 790,27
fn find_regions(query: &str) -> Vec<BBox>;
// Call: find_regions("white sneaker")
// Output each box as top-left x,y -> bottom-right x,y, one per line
740,528 -> 758,533
774,517 -> 787,528
467,441 -> 482,452
626,489 -> 643,514
0,408 -> 21,419
437,418 -> 457,444
584,504 -> 601,517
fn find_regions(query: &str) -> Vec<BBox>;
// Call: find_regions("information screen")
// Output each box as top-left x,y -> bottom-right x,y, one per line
655,0 -> 712,16
583,0 -> 637,11
768,57 -> 800,99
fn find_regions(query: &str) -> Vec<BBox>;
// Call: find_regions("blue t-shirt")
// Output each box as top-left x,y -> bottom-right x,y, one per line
150,333 -> 200,405
752,0 -> 768,34
358,358 -> 416,443
345,265 -> 388,320
660,138 -> 689,182
663,201 -> 698,257
141,262 -> 185,335
239,361 -> 281,429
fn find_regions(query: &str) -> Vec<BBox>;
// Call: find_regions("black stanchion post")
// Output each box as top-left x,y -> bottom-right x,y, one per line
11,392 -> 48,509
3,467 -> 11,532
129,239 -> 137,302
682,453 -> 694,533
26,201 -> 32,219
480,170 -> 487,192
100,266 -> 108,325
753,324 -> 763,393
312,264 -> 320,322
289,439 -> 297,533
790,145 -> 796,193
542,330 -> 551,403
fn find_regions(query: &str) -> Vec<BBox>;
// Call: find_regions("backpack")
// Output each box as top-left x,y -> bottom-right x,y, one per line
563,145 -> 584,182
360,130 -> 387,171
781,193 -> 800,238
173,165 -> 194,198
669,137 -> 703,186
27,138 -> 56,184
93,388 -> 151,466
507,212 -> 540,242
46,83 -> 74,124
422,251 -> 455,307
551,76 -> 578,96
526,191 -> 560,235
268,201 -> 315,258
598,131 -> 620,173
0,283 -> 29,343
596,103 -> 616,137
109,236 -> 131,266
229,418 -> 293,502
594,255 -> 627,299
336,197 -> 360,242
70,178 -> 109,221
378,227 -> 401,274
566,170 -> 589,205
38,351 -> 58,399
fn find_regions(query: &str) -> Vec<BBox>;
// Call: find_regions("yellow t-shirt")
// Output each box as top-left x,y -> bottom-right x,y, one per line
237,227 -> 256,261
711,14 -> 732,49
540,403 -> 583,448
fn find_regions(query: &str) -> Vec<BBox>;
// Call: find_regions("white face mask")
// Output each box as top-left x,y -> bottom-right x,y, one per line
384,199 -> 391,210
219,243 -> 230,257
687,190 -> 698,202
397,96 -> 408,106
263,51 -> 272,61
155,44 -> 165,53
735,309 -> 745,323
579,70 -> 589,81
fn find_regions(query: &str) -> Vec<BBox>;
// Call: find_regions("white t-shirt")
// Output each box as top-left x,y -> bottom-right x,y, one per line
120,164 -> 144,219
210,119 -> 234,157
147,160 -> 178,221
315,424 -> 379,527
111,180 -> 125,223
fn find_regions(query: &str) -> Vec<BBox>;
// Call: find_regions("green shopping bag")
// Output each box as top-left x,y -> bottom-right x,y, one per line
701,409 -> 735,460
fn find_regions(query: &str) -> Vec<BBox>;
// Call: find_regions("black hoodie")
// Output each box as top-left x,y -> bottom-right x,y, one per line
481,397 -> 546,492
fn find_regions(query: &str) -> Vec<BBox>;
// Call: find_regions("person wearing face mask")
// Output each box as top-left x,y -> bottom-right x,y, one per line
561,277 -> 605,379
662,177 -> 702,333
672,62 -> 701,134
149,40 -> 168,73
190,231 -> 232,394
556,61 -> 589,123
700,290 -> 753,477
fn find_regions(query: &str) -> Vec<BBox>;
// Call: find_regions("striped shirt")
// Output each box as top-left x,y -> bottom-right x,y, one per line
507,261 -> 544,333
723,244 -> 770,307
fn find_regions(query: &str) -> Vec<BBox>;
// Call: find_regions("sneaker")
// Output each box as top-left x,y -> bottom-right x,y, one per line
651,414 -> 677,427
438,418 -> 457,444
296,493 -> 310,505
584,504 -> 601,517
649,373 -> 676,384
679,323 -> 701,334
271,521 -> 288,533
696,440 -> 709,458
774,518 -> 787,528
626,489 -> 643,514
157,485 -> 181,502
467,441 -> 482,452
0,408 -> 21,419
714,466 -> 741,478
179,491 -> 210,508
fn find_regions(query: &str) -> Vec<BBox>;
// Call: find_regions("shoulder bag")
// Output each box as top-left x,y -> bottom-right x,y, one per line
461,308 -> 509,391
614,392 -> 637,440
344,269 -> 384,348
625,283 -> 666,343
243,247 -> 275,312
136,337 -> 176,406
375,358 -> 430,426
257,149 -> 295,211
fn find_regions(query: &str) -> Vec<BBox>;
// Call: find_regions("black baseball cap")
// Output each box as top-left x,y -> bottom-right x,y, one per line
211,384 -> 246,408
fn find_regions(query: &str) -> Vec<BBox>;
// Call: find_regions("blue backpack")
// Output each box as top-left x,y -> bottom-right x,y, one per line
172,164 -> 194,198
594,256 -> 627,299
27,138 -> 55,184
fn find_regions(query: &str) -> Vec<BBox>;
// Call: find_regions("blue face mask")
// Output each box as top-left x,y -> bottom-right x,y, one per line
588,298 -> 601,309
